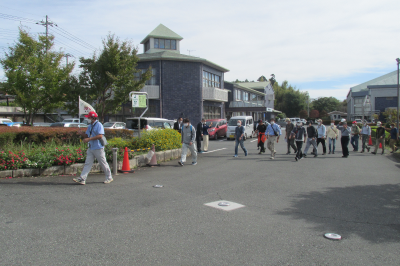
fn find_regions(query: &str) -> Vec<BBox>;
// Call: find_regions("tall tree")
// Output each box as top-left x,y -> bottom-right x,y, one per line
76,34 -> 151,121
273,80 -> 307,117
311,97 -> 340,113
0,27 -> 74,124
257,75 -> 267,82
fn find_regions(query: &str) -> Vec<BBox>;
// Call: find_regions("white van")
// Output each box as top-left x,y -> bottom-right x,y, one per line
226,116 -> 254,140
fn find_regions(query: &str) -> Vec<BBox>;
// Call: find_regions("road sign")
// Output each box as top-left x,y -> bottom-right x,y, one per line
132,95 -> 139,107
132,94 -> 147,108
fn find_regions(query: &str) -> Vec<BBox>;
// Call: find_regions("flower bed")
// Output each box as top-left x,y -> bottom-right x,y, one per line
0,128 -> 182,172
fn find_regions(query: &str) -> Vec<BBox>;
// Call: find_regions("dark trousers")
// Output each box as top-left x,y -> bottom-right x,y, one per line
296,141 -> 303,158
196,133 -> 202,151
350,135 -> 359,151
287,137 -> 297,153
341,136 -> 350,156
317,138 -> 326,154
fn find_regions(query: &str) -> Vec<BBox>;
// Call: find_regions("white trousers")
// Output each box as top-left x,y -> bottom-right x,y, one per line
80,148 -> 112,181
203,135 -> 209,151
181,143 -> 197,163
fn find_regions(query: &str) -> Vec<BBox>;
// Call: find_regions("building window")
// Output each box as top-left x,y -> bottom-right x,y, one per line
134,69 -> 157,85
154,38 -> 177,50
204,105 -> 221,119
203,71 -> 221,88
235,89 -> 241,100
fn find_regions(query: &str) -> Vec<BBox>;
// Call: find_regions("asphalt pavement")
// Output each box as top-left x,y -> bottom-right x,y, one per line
1,133 -> 400,266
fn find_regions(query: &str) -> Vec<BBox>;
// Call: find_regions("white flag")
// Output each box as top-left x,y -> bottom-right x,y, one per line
79,98 -> 96,115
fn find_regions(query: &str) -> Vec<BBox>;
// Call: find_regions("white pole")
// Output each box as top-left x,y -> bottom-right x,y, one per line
78,95 -> 81,122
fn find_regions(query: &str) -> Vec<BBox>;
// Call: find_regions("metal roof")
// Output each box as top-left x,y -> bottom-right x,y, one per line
137,51 -> 229,72
350,70 -> 398,93
141,24 -> 183,44
224,81 -> 266,96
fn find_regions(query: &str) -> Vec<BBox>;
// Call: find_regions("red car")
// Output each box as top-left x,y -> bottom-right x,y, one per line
205,119 -> 228,140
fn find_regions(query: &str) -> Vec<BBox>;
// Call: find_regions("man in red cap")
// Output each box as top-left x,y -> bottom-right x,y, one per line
73,111 -> 113,185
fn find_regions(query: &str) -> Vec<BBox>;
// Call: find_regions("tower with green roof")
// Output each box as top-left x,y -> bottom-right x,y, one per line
135,24 -> 229,125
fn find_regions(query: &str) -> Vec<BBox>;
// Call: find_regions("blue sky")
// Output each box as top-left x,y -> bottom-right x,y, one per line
1,0 -> 400,100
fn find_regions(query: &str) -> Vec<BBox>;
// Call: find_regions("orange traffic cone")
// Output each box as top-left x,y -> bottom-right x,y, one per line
147,144 -> 160,167
118,147 -> 134,173
368,136 -> 373,146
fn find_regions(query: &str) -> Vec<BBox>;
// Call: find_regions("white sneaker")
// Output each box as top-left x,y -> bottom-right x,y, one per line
73,177 -> 85,185
104,178 -> 114,184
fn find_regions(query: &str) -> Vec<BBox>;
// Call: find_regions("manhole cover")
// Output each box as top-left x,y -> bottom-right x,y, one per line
324,233 -> 342,240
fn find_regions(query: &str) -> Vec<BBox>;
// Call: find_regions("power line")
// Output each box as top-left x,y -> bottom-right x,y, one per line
50,27 -> 95,51
54,26 -> 97,50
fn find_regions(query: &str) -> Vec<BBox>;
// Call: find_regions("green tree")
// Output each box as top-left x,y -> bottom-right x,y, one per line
312,97 -> 340,113
257,75 -> 267,82
75,33 -> 151,121
0,27 -> 74,124
382,109 -> 399,124
299,110 -> 308,118
273,80 -> 307,117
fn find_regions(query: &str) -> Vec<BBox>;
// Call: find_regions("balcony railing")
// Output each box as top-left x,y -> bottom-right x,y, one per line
0,106 -> 24,113
229,100 -> 265,108
140,85 -> 160,99
203,87 -> 228,102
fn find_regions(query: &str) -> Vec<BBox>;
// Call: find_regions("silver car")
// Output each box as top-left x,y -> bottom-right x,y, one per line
103,122 -> 126,129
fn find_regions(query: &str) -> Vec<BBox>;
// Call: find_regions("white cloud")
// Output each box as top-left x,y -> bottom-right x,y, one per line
1,0 -> 400,99
301,84 -> 358,100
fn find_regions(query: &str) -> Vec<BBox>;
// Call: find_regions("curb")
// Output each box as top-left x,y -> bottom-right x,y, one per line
1,148 -> 188,178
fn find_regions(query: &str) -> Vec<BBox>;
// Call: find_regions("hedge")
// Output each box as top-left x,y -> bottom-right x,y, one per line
0,127 -> 134,146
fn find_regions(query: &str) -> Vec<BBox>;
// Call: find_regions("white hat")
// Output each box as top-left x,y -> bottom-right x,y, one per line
341,118 -> 346,122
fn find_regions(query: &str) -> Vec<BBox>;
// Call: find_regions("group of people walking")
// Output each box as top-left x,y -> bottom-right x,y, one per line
173,116 -> 397,166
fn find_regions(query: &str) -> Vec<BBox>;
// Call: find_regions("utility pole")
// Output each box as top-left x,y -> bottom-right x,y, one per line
64,53 -> 74,65
36,15 -> 56,52
396,58 -> 399,138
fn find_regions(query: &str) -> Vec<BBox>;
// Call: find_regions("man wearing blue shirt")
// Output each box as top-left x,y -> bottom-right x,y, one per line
266,118 -> 282,159
73,111 -> 113,185
316,119 -> 327,155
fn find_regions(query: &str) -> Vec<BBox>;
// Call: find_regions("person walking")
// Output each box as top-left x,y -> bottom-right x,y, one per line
178,118 -> 197,166
173,117 -> 183,133
316,119 -> 327,155
326,120 -> 339,154
371,121 -> 386,155
73,111 -> 113,185
360,121 -> 371,153
350,121 -> 361,151
233,120 -> 248,157
285,118 -> 297,155
202,119 -> 212,152
291,122 -> 307,161
255,120 -> 267,154
196,120 -> 203,153
266,118 -> 282,159
388,123 -> 398,153
303,120 -> 318,158
337,119 -> 351,158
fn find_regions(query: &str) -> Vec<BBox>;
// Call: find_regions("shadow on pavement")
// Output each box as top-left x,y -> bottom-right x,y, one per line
276,184 -> 400,243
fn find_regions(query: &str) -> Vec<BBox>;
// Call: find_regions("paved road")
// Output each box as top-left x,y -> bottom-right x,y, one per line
1,134 -> 400,265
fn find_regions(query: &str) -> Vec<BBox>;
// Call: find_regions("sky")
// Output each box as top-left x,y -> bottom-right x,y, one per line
1,0 -> 400,100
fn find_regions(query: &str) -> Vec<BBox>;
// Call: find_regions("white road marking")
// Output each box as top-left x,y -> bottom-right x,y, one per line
204,200 -> 245,211
250,139 -> 257,142
203,148 -> 227,153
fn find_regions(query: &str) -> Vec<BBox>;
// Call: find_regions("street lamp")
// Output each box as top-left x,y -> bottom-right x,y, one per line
397,58 -> 400,138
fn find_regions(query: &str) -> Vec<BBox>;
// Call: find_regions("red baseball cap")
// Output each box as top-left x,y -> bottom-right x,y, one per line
84,111 -> 98,118
352,121 -> 357,124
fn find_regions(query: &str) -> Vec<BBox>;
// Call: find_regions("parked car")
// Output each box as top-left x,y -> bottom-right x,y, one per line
354,119 -> 363,124
33,122 -> 52,127
0,118 -> 13,126
205,119 -> 227,140
125,117 -> 172,130
300,119 -> 307,125
63,118 -> 91,125
50,122 -> 88,128
103,122 -> 126,129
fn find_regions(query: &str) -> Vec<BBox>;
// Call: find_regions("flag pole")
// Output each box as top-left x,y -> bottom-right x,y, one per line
78,95 -> 81,123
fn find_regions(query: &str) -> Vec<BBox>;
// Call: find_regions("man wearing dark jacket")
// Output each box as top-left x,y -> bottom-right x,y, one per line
372,121 -> 386,155
303,121 -> 318,158
196,119 -> 203,153
173,117 -> 183,133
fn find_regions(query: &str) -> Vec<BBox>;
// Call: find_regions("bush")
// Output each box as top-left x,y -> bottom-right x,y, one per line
131,129 -> 181,151
104,129 -> 134,139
